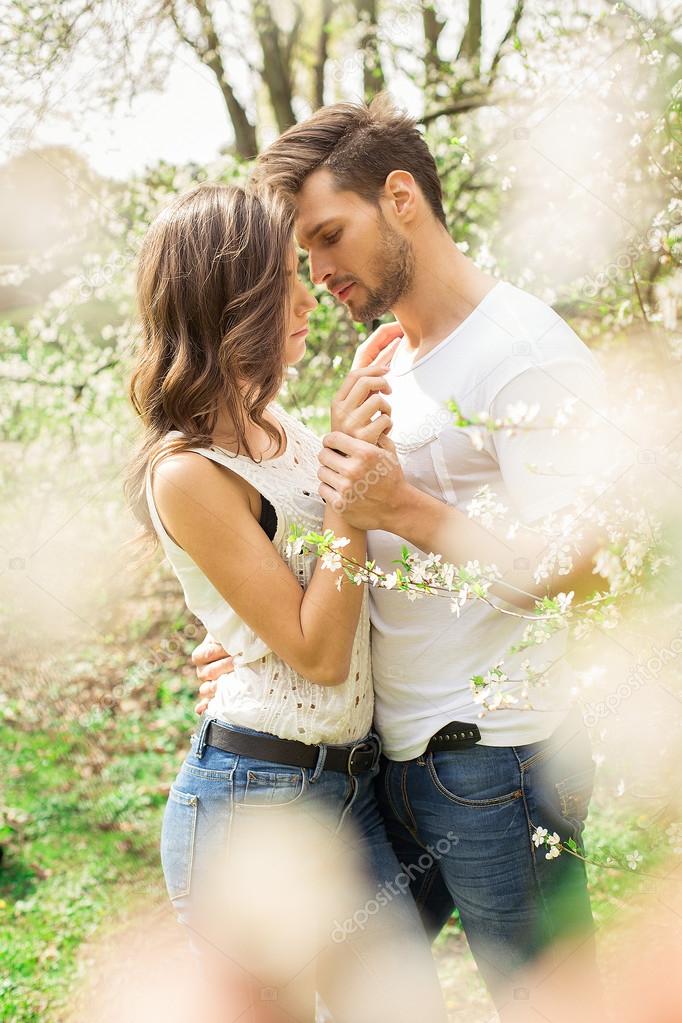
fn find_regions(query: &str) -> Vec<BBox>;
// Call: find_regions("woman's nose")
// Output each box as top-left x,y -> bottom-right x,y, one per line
295,280 -> 317,314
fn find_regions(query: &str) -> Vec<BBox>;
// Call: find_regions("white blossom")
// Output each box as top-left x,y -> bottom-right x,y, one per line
321,551 -> 342,573
532,826 -> 548,847
467,486 -> 509,528
626,850 -> 642,870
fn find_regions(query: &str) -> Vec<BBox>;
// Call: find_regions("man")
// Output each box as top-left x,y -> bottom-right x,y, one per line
193,94 -> 608,1012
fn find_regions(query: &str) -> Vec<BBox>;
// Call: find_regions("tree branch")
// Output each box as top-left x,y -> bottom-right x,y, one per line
488,0 -> 524,86
421,93 -> 510,124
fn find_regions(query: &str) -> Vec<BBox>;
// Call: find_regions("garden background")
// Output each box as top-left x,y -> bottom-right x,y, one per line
1,1 -> 681,1020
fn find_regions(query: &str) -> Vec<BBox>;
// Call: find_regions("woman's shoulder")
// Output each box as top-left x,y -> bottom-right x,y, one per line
151,443 -> 253,514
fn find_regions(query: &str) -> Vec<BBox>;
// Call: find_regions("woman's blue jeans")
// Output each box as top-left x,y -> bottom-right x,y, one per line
160,715 -> 448,1023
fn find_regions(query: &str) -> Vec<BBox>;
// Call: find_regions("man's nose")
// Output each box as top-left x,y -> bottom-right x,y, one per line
309,251 -> 333,288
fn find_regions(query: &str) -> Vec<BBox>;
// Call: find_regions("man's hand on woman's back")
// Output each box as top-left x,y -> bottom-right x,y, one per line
191,634 -> 233,714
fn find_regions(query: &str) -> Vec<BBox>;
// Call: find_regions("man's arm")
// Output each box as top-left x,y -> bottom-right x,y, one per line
317,431 -> 605,609
318,355 -> 617,607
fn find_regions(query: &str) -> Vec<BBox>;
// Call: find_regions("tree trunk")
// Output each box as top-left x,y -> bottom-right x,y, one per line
459,0 -> 482,71
313,0 -> 334,109
217,76 -> 260,159
422,1 -> 446,99
355,0 -> 385,101
167,0 -> 258,159
252,0 -> 298,133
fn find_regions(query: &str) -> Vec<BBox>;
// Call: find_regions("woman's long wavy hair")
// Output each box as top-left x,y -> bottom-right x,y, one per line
125,182 -> 295,547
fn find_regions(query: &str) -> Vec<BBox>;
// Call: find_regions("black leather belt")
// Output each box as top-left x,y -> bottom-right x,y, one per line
425,720 -> 481,753
204,720 -> 381,776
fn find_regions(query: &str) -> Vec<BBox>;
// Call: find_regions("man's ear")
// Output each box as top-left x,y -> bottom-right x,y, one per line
383,170 -> 418,223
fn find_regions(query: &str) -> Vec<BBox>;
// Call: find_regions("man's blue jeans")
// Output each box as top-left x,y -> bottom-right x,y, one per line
376,712 -> 596,1004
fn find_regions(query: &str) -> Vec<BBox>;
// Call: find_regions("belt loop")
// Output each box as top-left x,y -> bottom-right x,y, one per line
310,743 -> 327,784
194,714 -> 213,760
335,776 -> 359,836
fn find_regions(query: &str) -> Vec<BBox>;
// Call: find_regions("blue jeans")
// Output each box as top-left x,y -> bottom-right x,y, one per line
376,712 -> 596,1005
160,716 -> 447,1023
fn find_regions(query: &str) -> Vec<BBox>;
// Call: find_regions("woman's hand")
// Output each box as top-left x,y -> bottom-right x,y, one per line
330,322 -> 402,444
351,321 -> 403,372
330,364 -> 393,444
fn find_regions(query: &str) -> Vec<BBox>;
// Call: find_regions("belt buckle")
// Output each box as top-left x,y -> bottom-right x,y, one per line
347,735 -> 381,776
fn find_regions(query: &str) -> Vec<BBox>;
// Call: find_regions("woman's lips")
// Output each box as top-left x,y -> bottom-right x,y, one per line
291,326 -> 308,337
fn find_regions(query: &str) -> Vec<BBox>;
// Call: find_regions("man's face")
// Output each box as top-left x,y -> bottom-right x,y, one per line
294,168 -> 415,322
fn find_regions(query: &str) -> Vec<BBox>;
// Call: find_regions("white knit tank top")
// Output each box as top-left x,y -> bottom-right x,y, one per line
145,402 -> 373,745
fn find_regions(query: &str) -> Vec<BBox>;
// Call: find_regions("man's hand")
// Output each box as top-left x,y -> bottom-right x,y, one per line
191,634 -> 234,715
317,431 -> 411,531
351,321 -> 403,372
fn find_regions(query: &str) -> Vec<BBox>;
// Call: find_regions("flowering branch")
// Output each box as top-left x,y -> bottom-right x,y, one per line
530,825 -> 677,880
287,481 -> 669,715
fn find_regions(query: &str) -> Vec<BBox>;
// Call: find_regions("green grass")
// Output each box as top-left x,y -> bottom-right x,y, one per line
0,618 -> 199,1023
0,616 -> 672,1021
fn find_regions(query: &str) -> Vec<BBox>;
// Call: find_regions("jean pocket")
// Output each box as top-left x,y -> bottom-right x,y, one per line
427,754 -> 523,807
236,768 -> 308,809
556,766 -> 595,828
160,786 -> 198,901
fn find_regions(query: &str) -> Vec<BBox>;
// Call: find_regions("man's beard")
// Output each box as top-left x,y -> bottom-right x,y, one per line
352,213 -> 416,322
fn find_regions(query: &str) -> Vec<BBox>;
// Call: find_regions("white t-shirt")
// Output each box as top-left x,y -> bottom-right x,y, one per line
367,280 -> 608,759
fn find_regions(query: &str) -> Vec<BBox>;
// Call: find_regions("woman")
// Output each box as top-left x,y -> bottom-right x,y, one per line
125,182 -> 446,1023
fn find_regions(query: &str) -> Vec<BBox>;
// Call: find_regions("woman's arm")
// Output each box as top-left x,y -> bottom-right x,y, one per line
153,452 -> 365,686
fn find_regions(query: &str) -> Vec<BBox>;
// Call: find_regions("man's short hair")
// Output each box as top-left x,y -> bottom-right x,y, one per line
252,92 -> 447,228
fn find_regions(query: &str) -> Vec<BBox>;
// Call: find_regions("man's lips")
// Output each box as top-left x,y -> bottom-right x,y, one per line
333,282 -> 355,301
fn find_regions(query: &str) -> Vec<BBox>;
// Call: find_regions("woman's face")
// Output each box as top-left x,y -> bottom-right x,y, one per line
284,249 -> 317,366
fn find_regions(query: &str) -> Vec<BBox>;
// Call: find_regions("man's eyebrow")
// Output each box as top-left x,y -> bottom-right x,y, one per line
297,218 -> 336,247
